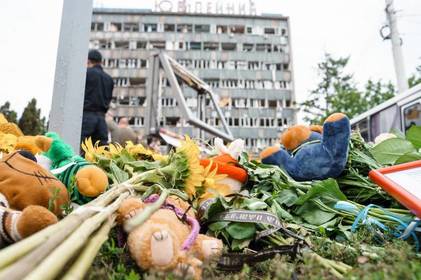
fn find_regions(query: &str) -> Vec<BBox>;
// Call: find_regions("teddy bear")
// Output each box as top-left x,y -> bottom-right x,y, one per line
260,113 -> 351,181
0,113 -> 43,155
199,138 -> 248,203
0,150 -> 69,245
34,132 -> 108,205
117,195 -> 223,280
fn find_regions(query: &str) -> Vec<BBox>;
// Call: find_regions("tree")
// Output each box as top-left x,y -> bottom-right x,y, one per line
408,65 -> 421,88
0,101 -> 18,123
302,54 -> 396,123
18,98 -> 46,135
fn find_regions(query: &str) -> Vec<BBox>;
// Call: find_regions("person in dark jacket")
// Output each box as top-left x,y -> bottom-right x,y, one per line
80,50 -> 114,146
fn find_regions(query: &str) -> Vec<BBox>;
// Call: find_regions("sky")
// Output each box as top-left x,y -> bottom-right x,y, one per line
1,0 -> 421,121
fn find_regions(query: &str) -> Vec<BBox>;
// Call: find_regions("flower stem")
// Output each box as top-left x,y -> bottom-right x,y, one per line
124,189 -> 169,232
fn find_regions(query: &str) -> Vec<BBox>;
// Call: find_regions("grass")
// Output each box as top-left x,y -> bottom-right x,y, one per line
86,227 -> 421,280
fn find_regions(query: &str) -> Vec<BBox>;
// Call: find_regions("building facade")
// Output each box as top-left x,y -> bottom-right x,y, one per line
90,8 -> 296,152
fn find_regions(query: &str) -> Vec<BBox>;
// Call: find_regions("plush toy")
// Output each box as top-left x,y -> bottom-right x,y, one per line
199,138 -> 248,202
117,195 -> 223,279
35,132 -> 108,204
0,114 -> 42,155
0,151 -> 69,245
260,113 -> 351,181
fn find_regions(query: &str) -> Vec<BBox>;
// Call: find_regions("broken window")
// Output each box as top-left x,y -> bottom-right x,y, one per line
118,96 -> 129,105
144,23 -> 157,32
137,41 -> 147,49
243,43 -> 253,52
150,41 -> 165,49
246,26 -> 253,33
281,28 -> 287,36
115,41 -> 130,49
99,40 -> 112,49
216,25 -> 228,34
256,44 -> 272,52
286,100 -> 291,107
91,22 -> 104,31
139,97 -> 146,106
164,24 -> 175,32
139,59 -> 147,68
248,61 -> 259,70
110,22 -> 122,32
221,43 -> 236,51
177,24 -> 192,33
204,42 -> 219,51
189,42 -> 202,50
229,25 -> 245,34
114,78 -> 128,87
129,78 -> 146,87
129,96 -> 140,106
264,27 -> 276,34
194,24 -> 210,33
124,22 -> 139,32
165,117 -> 180,126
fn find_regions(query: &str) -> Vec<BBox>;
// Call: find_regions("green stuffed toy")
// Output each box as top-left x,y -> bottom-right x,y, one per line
35,132 -> 108,204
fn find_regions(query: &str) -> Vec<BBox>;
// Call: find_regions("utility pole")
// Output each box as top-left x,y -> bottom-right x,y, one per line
383,0 -> 408,93
49,0 -> 93,152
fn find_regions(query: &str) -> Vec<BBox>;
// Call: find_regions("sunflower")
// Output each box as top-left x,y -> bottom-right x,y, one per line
174,136 -> 204,197
125,141 -> 168,162
81,137 -> 108,162
200,161 -> 230,202
108,143 -> 123,156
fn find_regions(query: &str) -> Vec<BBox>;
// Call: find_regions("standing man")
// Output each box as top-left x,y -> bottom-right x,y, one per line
81,50 -> 114,146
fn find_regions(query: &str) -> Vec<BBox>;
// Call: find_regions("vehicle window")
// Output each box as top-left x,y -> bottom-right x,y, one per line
403,102 -> 421,131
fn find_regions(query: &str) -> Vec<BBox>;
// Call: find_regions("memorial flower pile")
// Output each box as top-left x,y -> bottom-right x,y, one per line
1,127 -> 420,279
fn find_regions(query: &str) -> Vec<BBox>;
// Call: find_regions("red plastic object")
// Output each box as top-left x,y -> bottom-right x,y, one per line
369,160 -> 421,218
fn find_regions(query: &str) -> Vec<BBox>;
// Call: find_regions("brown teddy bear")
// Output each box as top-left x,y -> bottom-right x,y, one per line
0,151 -> 69,245
117,195 -> 223,279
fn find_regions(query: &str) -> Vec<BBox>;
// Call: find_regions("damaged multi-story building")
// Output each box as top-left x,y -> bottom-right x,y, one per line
89,7 -> 296,152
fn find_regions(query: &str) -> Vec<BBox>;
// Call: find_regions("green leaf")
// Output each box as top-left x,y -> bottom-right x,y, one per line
202,197 -> 226,220
208,221 -> 230,231
242,198 -> 268,210
395,151 -> 421,164
370,138 -> 416,165
231,238 -> 251,251
271,201 -> 294,221
296,201 -> 336,225
127,160 -> 162,171
109,162 -> 129,183
406,126 -> 421,149
226,222 -> 256,240
296,179 -> 346,205
390,128 -> 406,139
275,189 -> 298,207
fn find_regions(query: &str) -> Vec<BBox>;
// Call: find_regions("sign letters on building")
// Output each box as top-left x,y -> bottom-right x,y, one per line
154,0 -> 257,15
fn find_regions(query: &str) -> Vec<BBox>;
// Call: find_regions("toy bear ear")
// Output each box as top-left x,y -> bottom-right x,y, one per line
260,146 -> 280,159
281,125 -> 312,151
17,150 -> 37,162
309,125 -> 323,134
325,113 -> 346,123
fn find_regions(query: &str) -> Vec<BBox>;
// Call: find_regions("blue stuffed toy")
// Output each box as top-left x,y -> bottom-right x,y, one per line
260,113 -> 351,181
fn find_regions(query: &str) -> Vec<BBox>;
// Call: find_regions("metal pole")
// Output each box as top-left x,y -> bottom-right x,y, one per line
385,0 -> 408,93
49,0 -> 93,152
